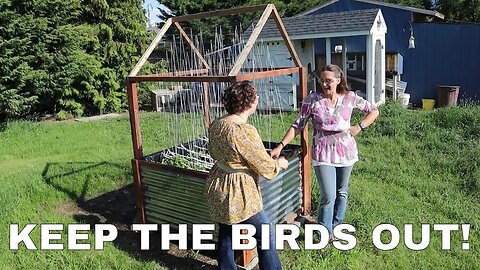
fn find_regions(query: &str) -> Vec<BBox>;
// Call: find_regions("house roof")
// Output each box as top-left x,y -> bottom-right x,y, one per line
249,9 -> 383,41
296,0 -> 444,20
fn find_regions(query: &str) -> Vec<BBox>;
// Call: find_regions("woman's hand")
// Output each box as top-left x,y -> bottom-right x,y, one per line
270,146 -> 282,159
277,156 -> 289,169
349,124 -> 362,137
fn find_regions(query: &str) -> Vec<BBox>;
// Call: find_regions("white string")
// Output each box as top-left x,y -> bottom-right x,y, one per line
152,23 -> 293,169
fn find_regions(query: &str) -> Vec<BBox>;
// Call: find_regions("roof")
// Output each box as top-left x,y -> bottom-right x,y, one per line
296,0 -> 444,20
248,9 -> 383,40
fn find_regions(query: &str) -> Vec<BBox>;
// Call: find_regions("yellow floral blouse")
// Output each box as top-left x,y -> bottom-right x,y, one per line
205,117 -> 282,224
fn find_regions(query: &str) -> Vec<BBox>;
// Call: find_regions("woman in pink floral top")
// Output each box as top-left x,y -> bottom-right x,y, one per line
270,64 -> 379,239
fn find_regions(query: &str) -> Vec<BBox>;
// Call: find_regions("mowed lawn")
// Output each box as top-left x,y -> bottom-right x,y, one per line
1,102 -> 479,269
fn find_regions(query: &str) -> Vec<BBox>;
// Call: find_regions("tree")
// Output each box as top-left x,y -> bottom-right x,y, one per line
382,0 -> 431,9
371,0 -> 479,22
0,0 -> 152,120
433,0 -> 480,22
157,0 -> 293,46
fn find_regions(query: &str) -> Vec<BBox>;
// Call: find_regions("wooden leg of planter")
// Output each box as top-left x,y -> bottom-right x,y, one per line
235,229 -> 257,270
300,67 -> 311,215
132,159 -> 145,224
235,249 -> 257,270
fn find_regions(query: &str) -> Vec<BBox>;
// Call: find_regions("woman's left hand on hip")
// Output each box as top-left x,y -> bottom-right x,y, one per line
349,125 -> 362,136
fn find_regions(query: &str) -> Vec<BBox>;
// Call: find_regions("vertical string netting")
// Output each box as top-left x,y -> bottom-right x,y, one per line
145,24 -> 295,171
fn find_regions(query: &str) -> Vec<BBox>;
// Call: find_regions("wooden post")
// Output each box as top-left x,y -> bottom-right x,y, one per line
174,22 -> 211,70
202,82 -> 211,129
172,4 -> 268,22
132,159 -> 146,223
129,19 -> 172,77
271,5 -> 302,67
127,81 -> 146,223
299,68 -> 311,214
229,4 -> 274,76
127,82 -> 143,159
235,229 -> 256,269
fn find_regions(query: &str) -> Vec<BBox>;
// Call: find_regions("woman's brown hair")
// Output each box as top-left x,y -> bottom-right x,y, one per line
222,81 -> 257,114
321,64 -> 350,94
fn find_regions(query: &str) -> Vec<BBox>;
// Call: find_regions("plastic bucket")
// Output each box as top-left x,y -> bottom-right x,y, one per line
399,93 -> 410,108
422,99 -> 435,110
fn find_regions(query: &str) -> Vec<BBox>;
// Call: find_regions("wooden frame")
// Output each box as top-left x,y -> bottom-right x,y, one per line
127,4 -> 310,269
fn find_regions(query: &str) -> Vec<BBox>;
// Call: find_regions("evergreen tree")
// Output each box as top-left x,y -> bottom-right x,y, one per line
157,0 -> 289,46
434,0 -> 480,22
0,0 -> 152,120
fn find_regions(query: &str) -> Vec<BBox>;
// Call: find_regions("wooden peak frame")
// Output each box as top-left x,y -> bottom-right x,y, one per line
126,5 -> 312,268
127,3 -> 311,216
128,4 -> 302,80
127,3 -> 311,215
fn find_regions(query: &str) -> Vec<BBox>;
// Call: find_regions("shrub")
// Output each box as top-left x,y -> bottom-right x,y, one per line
55,110 -> 74,121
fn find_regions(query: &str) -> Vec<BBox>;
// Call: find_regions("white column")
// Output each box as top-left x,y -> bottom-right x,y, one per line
393,74 -> 398,101
326,38 -> 331,65
342,37 -> 347,77
380,35 -> 386,104
311,40 -> 318,93
366,35 -> 374,103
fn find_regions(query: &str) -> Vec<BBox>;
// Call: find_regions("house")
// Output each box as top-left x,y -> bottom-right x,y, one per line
249,8 -> 387,109
295,0 -> 480,104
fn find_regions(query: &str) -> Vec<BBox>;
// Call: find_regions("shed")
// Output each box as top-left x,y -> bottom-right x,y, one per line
296,0 -> 480,105
249,8 -> 387,105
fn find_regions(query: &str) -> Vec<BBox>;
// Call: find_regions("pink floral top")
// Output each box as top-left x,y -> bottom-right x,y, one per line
292,91 -> 378,166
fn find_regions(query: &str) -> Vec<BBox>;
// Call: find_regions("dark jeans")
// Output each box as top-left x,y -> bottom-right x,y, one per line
217,210 -> 281,270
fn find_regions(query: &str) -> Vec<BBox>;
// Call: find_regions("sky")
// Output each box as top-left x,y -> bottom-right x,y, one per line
142,0 -> 168,25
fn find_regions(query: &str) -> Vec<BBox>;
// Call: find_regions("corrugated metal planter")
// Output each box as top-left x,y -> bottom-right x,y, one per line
140,139 -> 303,238
126,5 -> 312,267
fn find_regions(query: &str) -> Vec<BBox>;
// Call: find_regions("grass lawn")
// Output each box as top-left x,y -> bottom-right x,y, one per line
1,102 -> 479,269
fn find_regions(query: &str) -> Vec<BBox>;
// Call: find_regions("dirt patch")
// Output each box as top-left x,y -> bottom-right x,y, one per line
57,185 -> 218,269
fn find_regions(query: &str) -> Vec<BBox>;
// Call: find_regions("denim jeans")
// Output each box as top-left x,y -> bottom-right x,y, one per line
217,210 -> 281,270
314,165 -> 353,237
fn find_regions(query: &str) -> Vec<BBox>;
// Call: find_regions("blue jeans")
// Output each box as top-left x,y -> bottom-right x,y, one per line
217,210 -> 281,270
314,165 -> 353,237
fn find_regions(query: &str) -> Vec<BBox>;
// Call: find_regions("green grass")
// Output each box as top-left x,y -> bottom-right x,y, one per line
1,102 -> 480,269
280,102 -> 480,269
0,118 -> 160,269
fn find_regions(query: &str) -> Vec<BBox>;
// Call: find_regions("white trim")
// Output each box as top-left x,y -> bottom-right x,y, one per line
369,10 -> 388,34
297,0 -> 444,20
355,0 -> 444,19
259,30 -> 371,42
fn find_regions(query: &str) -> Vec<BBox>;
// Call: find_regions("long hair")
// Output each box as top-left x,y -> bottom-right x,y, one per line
321,64 -> 350,94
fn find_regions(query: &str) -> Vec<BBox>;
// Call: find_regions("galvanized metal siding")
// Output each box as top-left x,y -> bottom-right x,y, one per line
260,155 -> 302,224
141,166 -> 213,234
140,155 -> 303,237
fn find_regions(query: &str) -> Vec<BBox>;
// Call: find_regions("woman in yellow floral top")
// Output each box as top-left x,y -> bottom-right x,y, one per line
206,81 -> 288,270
